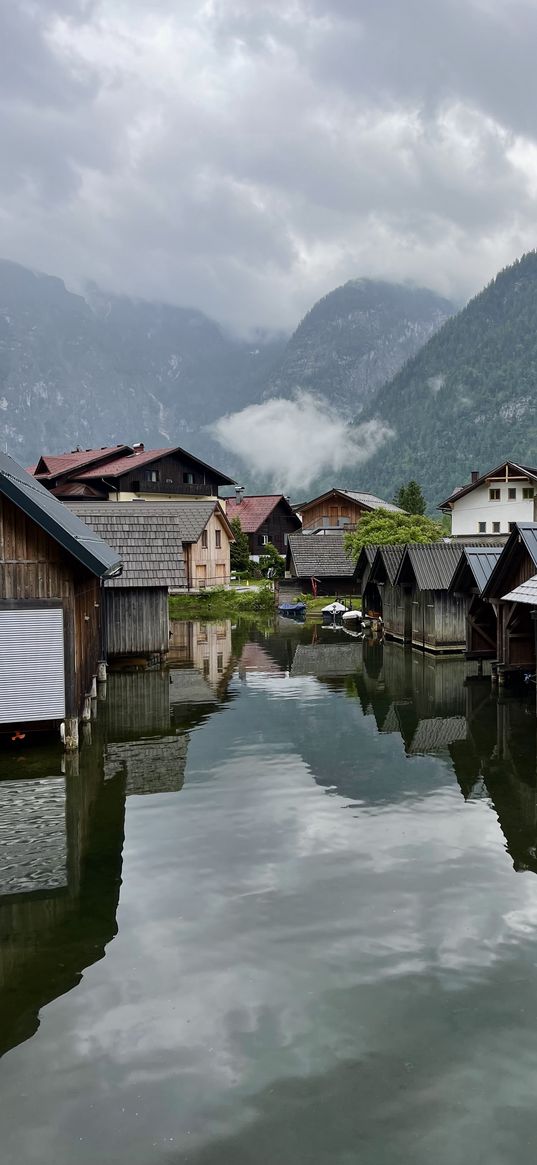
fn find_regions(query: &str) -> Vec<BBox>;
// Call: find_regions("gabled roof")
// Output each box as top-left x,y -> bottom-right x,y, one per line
438,461 -> 537,510
369,544 -> 406,585
449,546 -> 504,595
297,488 -> 403,515
394,542 -> 464,590
482,522 -> 537,600
77,446 -> 235,485
0,451 -> 122,578
354,543 -> 377,582
287,530 -> 357,579
31,443 -> 235,487
67,502 -> 233,588
225,494 -> 300,533
501,575 -> 537,605
33,445 -> 132,480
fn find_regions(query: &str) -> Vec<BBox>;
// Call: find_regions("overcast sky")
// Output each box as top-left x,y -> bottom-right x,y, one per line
2,0 -> 537,332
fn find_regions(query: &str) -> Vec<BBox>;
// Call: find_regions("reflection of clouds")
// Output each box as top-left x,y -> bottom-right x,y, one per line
4,675 -> 537,1163
239,672 -> 323,700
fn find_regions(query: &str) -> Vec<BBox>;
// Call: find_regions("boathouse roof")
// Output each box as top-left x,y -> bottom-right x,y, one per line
0,450 -> 122,578
448,545 -> 504,595
481,522 -> 537,600
369,544 -> 406,585
501,574 -> 537,605
394,542 -> 465,591
287,530 -> 357,579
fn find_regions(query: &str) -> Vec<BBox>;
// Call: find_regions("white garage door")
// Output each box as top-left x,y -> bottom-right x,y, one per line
0,608 -> 66,724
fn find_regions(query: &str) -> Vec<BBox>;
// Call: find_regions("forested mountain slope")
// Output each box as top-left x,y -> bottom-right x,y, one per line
362,253 -> 537,508
266,279 -> 454,413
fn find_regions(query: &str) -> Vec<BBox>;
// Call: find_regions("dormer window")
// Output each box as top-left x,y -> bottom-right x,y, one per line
489,488 -> 500,501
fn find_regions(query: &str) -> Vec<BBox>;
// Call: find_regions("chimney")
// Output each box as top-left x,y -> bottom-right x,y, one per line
471,470 -> 479,484
132,442 -> 144,453
235,485 -> 245,504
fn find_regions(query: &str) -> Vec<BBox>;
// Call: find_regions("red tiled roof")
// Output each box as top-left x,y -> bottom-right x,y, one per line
79,447 -> 175,478
225,495 -> 290,533
33,446 -> 131,479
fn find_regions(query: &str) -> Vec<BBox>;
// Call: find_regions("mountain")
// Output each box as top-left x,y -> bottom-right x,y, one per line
0,261 -> 454,469
360,252 -> 537,509
0,260 -> 286,467
266,279 -> 455,413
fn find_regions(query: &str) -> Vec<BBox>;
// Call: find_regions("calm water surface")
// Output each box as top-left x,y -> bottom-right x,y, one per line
2,620 -> 537,1164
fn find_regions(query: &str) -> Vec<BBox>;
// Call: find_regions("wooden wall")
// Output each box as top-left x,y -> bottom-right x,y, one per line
0,495 -> 102,718
301,496 -> 364,531
185,510 -> 231,588
247,502 -> 301,555
104,587 -> 169,657
115,452 -> 221,497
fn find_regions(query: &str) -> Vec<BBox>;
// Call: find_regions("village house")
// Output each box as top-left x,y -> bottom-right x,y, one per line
296,488 -> 403,533
448,546 -> 503,660
0,451 -> 121,748
481,522 -> 537,679
438,461 -> 537,537
68,501 -> 234,657
29,442 -> 235,502
286,530 -> 360,595
224,493 -> 302,556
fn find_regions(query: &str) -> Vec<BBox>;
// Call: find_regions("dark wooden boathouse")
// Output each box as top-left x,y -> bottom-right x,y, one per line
367,545 -> 407,638
393,542 -> 468,653
286,531 -> 359,595
0,451 -> 121,745
354,545 -> 378,608
481,523 -> 537,677
448,546 -> 503,660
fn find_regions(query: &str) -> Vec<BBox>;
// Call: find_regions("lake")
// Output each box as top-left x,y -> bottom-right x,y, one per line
1,618 -> 537,1164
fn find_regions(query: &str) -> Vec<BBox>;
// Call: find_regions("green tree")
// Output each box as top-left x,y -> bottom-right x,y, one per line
393,480 -> 426,514
229,516 -> 250,572
345,508 -> 446,558
259,542 -> 285,578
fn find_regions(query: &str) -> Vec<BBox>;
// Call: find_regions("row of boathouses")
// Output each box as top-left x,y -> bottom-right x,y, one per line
357,528 -> 537,678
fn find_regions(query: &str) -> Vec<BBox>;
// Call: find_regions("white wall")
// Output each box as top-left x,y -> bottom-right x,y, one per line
450,481 -> 536,535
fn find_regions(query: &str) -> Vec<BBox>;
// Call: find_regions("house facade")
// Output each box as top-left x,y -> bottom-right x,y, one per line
29,443 -> 235,502
225,494 -> 302,555
297,488 -> 403,533
438,462 -> 537,537
0,452 -> 121,745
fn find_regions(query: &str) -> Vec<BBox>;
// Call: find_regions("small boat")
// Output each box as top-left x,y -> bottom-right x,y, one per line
278,601 -> 306,622
342,608 -> 363,623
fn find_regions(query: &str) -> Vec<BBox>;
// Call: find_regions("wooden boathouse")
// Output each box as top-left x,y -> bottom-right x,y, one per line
354,545 -> 378,607
366,545 -> 407,637
393,542 -> 469,652
448,546 -> 503,660
481,522 -> 537,678
0,451 -> 121,746
286,531 -> 359,595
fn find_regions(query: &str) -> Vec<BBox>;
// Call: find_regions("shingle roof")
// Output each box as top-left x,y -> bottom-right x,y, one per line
225,494 -> 297,533
395,542 -> 464,590
66,503 -> 211,588
501,574 -> 537,605
449,546 -> 504,595
0,451 -> 122,578
287,531 -> 356,579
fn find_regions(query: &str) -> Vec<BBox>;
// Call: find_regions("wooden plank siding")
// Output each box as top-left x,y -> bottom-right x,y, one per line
301,497 -> 365,532
103,588 -> 169,657
0,495 -> 103,720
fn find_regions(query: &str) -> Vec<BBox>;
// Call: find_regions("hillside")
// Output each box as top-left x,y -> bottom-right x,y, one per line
266,279 -> 454,413
361,253 -> 537,509
0,261 -> 286,467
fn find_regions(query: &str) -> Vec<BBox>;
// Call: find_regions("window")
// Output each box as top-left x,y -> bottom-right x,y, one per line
508,521 -> 516,532
201,529 -> 208,549
215,529 -> 221,549
183,472 -> 194,484
523,486 -> 534,499
258,533 -> 269,545
508,487 -> 516,500
492,521 -> 500,533
478,522 -> 486,533
489,488 -> 500,501
146,469 -> 160,483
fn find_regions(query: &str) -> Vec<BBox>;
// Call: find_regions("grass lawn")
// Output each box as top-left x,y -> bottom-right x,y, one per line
169,585 -> 275,620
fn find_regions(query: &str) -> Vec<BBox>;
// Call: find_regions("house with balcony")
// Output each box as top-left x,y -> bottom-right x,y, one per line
28,442 -> 235,502
296,487 -> 403,533
438,461 -> 537,537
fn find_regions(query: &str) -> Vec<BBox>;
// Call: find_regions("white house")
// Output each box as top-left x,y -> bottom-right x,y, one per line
438,461 -> 537,537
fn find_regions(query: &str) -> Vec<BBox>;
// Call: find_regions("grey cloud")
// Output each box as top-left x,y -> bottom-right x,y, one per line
1,1 -> 537,331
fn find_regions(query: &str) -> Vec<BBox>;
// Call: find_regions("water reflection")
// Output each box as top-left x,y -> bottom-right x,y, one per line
3,621 -> 537,1163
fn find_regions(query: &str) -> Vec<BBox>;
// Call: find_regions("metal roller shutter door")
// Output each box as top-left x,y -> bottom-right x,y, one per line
0,608 -> 66,723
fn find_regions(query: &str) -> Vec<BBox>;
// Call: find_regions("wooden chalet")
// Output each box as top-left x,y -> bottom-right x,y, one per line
0,451 -> 121,747
286,531 -> 358,595
296,488 -> 402,533
29,442 -> 235,502
481,523 -> 537,678
225,494 -> 301,555
393,542 -> 468,652
69,501 -> 234,657
365,544 -> 406,632
448,546 -> 503,660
